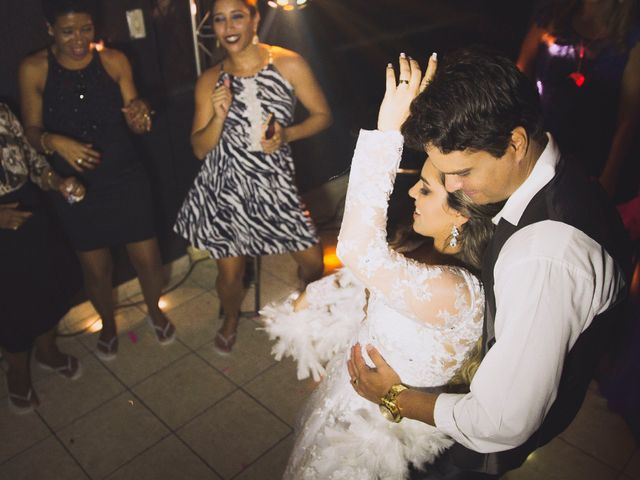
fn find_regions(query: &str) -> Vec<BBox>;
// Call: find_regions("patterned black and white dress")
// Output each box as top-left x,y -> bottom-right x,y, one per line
174,52 -> 319,258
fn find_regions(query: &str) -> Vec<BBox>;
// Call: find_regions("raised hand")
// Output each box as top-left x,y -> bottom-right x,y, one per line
0,203 -> 32,231
211,76 -> 233,122
377,52 -> 437,132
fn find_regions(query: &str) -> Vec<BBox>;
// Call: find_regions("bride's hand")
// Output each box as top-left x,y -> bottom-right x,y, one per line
377,52 -> 437,132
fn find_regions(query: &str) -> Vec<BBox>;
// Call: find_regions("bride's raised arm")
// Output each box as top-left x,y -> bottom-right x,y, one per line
336,54 -> 479,328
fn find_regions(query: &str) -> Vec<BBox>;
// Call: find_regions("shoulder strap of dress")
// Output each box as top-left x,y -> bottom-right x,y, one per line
92,49 -> 108,74
268,46 -> 273,65
46,46 -> 56,68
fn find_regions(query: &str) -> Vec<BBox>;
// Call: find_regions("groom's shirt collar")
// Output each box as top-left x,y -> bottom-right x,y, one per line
492,133 -> 559,226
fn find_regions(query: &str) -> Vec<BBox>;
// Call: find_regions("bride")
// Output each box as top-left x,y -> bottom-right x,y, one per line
262,54 -> 498,479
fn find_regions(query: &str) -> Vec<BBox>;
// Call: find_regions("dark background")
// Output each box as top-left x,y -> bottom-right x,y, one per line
1,0 -> 535,290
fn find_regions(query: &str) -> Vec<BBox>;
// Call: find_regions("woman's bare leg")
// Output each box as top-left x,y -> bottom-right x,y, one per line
77,248 -> 117,353
215,256 -> 246,342
290,243 -> 324,287
33,325 -> 80,376
125,238 -> 175,341
3,348 -> 39,408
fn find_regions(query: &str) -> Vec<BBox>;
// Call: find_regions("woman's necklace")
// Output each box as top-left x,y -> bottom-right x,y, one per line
568,40 -> 588,87
568,19 -> 607,88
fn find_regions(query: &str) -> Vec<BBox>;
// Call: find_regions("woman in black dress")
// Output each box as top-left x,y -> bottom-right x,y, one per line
0,102 -> 85,413
19,0 -> 175,360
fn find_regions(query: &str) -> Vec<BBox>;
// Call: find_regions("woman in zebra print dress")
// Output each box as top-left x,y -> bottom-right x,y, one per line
174,0 -> 332,354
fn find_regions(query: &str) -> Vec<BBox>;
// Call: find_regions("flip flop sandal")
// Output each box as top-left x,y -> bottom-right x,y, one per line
213,331 -> 237,356
146,316 -> 176,345
8,388 -> 36,415
96,336 -> 118,361
36,355 -> 83,380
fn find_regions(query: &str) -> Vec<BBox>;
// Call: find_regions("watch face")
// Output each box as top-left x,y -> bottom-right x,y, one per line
379,404 -> 395,422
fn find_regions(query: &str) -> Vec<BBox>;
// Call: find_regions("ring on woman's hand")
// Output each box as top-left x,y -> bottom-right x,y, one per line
75,158 -> 83,166
399,79 -> 410,84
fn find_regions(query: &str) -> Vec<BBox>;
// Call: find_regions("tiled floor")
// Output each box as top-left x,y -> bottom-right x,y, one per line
2,234 -> 639,479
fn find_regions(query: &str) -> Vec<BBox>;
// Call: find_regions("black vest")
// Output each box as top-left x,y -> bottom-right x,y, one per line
447,157 -> 631,475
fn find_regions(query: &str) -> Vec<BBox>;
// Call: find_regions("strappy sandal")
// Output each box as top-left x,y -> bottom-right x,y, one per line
146,316 -> 176,345
213,330 -> 237,356
36,354 -> 83,380
96,335 -> 118,361
8,388 -> 37,415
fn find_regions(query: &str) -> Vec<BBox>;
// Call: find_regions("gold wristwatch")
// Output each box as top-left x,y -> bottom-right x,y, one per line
379,383 -> 408,423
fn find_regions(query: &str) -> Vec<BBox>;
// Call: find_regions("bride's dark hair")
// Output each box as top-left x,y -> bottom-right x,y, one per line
445,190 -> 503,389
446,190 -> 503,274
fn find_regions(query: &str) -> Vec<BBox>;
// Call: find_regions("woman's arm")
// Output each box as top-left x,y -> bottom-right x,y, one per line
1,103 -> 85,200
272,49 -> 332,144
3,101 -> 51,190
337,129 -> 467,327
19,53 -> 51,156
190,66 -> 231,160
599,42 -> 640,197
19,52 -> 100,172
101,48 -> 152,134
337,54 -> 469,327
516,22 -> 546,78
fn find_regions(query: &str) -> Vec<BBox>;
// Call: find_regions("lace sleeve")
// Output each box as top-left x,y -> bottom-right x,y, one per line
1,104 -> 51,190
337,129 -> 477,328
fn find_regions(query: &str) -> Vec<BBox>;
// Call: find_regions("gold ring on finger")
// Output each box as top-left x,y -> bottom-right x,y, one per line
76,158 -> 83,166
399,79 -> 410,84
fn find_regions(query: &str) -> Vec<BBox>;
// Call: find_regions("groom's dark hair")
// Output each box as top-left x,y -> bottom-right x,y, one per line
402,46 -> 546,158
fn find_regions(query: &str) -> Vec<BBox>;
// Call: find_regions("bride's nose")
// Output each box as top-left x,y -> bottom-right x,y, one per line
408,182 -> 419,199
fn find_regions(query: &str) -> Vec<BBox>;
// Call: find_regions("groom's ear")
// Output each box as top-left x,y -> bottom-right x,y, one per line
509,127 -> 528,163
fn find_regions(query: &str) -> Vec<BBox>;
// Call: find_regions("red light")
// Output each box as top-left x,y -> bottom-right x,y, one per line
568,71 -> 585,87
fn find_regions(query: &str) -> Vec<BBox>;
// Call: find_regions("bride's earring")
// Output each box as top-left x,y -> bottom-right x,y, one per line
252,33 -> 259,45
449,225 -> 460,248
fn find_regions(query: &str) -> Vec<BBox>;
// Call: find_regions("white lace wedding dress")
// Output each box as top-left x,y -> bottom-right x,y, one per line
261,130 -> 484,479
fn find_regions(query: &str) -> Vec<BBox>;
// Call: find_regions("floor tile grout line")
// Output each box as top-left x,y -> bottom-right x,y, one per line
228,431 -> 294,480
0,410 -> 92,479
100,426 -> 224,480
191,345 -> 278,393
104,347 -> 194,391
34,344 -> 190,438
618,447 -> 640,478
556,436 -> 628,474
115,382 -> 226,478
0,429 -> 52,468
160,388 -> 242,479
167,385 -> 291,480
43,413 -> 94,480
238,383 -> 297,431
89,383 -> 225,479
98,432 -> 176,479
170,430 -> 226,479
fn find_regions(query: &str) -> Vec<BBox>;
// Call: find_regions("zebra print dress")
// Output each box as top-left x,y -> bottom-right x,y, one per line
174,56 -> 319,258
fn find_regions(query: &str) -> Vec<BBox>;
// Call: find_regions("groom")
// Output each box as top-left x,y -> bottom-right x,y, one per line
348,48 -> 631,479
